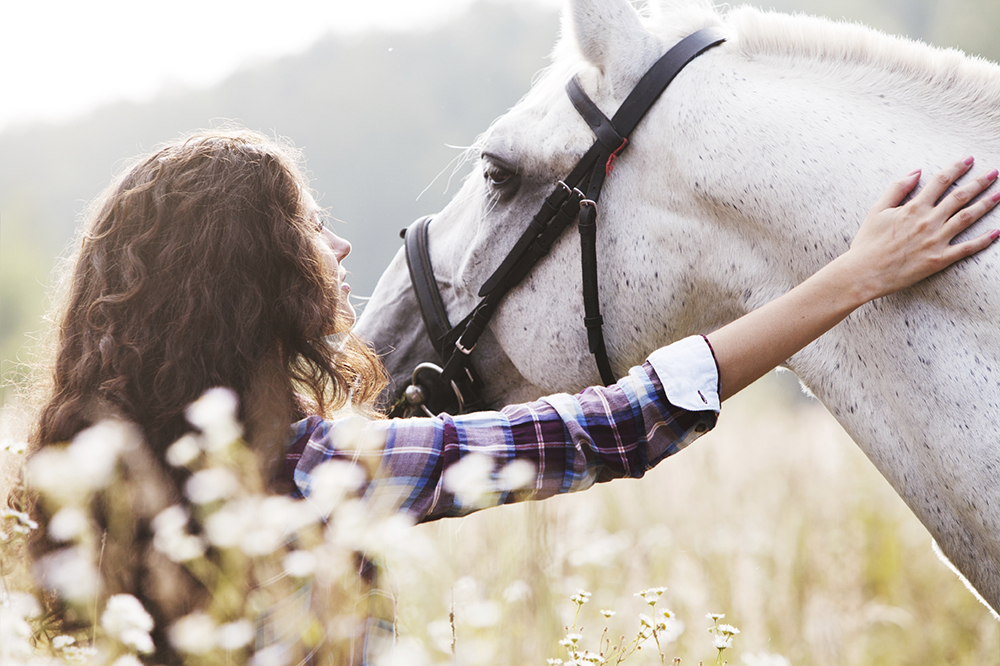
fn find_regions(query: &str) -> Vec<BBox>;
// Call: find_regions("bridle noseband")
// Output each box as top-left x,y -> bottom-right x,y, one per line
395,28 -> 727,417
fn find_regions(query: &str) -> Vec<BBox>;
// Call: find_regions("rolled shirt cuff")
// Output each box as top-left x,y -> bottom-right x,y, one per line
646,335 -> 721,413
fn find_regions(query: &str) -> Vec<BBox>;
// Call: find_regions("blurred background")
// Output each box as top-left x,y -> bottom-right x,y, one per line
2,0 -> 999,662
5,0 -> 1000,394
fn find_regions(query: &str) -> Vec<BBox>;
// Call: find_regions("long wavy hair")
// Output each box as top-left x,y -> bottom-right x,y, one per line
24,130 -> 387,658
35,129 -> 385,458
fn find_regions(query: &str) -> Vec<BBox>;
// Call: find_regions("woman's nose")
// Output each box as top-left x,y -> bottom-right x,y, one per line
330,232 -> 351,262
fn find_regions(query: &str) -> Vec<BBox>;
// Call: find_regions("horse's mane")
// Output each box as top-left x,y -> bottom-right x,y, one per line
717,5 -> 1000,122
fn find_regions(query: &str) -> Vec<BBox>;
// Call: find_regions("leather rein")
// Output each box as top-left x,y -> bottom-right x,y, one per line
394,27 -> 727,417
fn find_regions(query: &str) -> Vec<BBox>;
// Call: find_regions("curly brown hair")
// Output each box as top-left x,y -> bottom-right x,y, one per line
24,129 -> 387,658
35,129 -> 385,459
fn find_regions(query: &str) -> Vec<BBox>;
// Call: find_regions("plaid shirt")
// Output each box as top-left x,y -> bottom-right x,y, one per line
281,335 -> 720,664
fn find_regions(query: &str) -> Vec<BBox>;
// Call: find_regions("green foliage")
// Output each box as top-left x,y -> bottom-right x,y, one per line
0,203 -> 52,404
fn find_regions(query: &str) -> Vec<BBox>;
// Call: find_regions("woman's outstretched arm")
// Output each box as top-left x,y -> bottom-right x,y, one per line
708,157 -> 1000,401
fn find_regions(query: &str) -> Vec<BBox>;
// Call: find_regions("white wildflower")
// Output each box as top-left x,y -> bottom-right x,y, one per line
152,505 -> 205,562
502,580 -> 531,603
443,452 -> 495,508
111,656 -> 146,666
102,594 -> 155,654
712,634 -> 733,649
635,587 -> 666,605
52,635 -> 76,649
718,623 -> 741,636
498,459 -> 536,491
250,643 -> 293,666
204,498 -> 250,548
48,506 -> 89,542
1,438 -> 27,455
463,600 -> 502,628
451,576 -> 483,604
62,644 -> 98,662
169,612 -> 217,654
547,660 -> 564,665
1,508 -> 37,535
3,591 -> 41,619
185,467 -> 240,504
600,609 -> 615,619
283,550 -> 316,578
570,590 -> 591,605
639,613 -> 653,628
707,612 -> 725,621
239,495 -> 313,556
28,421 -> 135,503
0,592 -> 39,658
165,434 -> 201,468
332,414 -> 385,452
185,387 -> 242,451
660,617 -> 685,644
216,619 -> 254,650
330,499 -> 416,558
205,495 -> 314,555
307,460 -> 367,517
35,547 -> 99,602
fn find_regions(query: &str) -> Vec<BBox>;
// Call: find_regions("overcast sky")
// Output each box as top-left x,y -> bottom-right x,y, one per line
0,0 -> 560,133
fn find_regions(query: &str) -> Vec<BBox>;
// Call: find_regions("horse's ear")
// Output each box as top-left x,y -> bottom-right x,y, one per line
569,0 -> 660,86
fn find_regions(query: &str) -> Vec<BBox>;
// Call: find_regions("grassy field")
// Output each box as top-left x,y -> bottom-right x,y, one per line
387,373 -> 1000,666
3,373 -> 997,665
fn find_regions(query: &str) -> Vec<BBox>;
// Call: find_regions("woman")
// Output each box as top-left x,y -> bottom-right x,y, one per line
26,129 -> 1000,663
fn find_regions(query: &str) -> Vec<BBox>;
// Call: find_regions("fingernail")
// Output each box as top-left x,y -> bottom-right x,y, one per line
965,156 -> 976,166
908,169 -> 921,177
988,169 -> 1000,181
992,192 -> 1000,202
991,230 -> 1000,240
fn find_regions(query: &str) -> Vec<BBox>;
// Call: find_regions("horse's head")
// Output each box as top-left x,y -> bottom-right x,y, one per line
355,0 -> 739,410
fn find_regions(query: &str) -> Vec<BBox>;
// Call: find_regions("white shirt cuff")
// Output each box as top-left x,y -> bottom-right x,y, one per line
647,335 -> 720,413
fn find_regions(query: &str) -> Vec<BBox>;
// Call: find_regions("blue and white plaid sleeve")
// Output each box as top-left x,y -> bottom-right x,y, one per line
286,335 -> 720,523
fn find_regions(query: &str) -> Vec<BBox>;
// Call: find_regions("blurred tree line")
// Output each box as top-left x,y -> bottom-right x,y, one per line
2,0 -> 1000,402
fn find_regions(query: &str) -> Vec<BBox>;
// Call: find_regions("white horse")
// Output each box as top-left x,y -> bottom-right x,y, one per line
355,0 -> 1000,613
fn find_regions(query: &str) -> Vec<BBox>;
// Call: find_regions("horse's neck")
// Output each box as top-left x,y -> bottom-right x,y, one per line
659,45 -> 1000,606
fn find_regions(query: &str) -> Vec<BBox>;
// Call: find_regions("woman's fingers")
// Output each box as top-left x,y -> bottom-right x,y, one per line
936,167 -> 1000,220
944,228 -> 1000,265
872,169 -> 921,211
942,187 -> 1000,238
913,156 -> 976,206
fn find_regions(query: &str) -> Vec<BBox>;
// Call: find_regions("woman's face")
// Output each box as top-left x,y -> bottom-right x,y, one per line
305,196 -> 355,324
320,226 -> 355,323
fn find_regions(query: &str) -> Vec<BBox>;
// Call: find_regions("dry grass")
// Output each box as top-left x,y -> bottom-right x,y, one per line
3,373 -> 997,664
388,373 -> 1000,665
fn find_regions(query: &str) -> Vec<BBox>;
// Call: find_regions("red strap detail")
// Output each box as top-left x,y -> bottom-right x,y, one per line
605,137 -> 629,176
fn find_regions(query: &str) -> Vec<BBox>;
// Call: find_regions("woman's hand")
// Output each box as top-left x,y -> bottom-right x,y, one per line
845,156 -> 1000,303
707,156 -> 1000,401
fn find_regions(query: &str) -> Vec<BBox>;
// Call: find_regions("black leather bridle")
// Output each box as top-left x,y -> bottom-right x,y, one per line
394,28 -> 727,417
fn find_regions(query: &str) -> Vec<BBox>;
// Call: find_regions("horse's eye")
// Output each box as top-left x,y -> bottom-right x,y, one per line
484,163 -> 515,188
